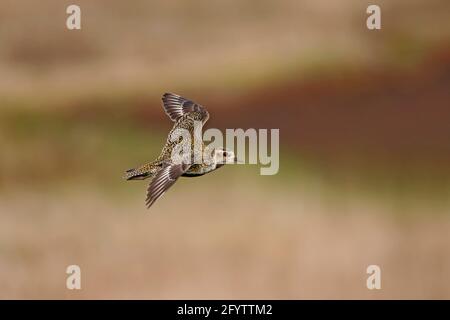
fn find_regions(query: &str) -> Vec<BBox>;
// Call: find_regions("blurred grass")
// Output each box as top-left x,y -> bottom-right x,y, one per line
1,105 -> 449,215
1,0 -> 449,106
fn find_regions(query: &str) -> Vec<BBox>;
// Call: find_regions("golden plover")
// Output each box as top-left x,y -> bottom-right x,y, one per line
124,93 -> 237,208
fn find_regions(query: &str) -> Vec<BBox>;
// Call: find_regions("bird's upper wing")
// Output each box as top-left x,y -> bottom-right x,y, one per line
145,162 -> 191,208
161,93 -> 210,123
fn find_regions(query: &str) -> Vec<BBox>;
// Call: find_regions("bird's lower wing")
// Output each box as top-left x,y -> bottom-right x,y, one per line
145,163 -> 191,208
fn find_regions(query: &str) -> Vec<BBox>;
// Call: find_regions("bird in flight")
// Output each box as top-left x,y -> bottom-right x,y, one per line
124,93 -> 237,208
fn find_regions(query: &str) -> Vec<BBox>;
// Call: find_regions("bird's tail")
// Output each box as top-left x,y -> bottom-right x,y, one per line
123,163 -> 157,181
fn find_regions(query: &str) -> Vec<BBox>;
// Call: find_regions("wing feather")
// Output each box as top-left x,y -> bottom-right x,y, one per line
145,163 -> 190,208
161,93 -> 209,123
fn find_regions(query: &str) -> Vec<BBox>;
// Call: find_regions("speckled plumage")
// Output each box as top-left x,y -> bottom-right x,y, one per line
124,93 -> 235,208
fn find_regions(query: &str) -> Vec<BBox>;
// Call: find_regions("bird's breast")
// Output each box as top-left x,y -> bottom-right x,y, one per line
182,171 -> 205,177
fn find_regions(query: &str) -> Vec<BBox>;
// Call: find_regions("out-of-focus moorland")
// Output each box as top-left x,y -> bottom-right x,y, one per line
0,0 -> 449,299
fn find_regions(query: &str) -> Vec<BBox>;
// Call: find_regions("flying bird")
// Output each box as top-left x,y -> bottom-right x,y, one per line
124,93 -> 237,208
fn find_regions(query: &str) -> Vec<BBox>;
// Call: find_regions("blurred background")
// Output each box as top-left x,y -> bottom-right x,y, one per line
0,0 -> 449,299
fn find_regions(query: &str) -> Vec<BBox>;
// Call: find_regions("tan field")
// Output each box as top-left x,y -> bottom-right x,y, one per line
1,179 -> 449,299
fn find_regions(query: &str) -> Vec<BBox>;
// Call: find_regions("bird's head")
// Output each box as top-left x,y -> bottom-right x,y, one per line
214,148 -> 237,165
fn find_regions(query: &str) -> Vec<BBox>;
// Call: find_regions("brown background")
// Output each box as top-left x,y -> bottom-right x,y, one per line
0,0 -> 449,299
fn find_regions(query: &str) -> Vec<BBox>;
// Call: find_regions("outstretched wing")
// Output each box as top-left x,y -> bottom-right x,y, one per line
145,163 -> 191,208
162,93 -> 209,123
